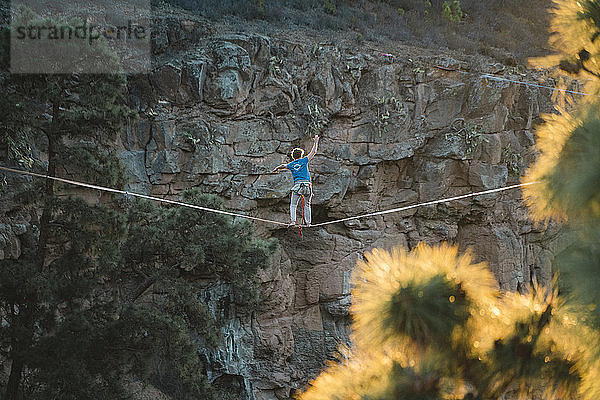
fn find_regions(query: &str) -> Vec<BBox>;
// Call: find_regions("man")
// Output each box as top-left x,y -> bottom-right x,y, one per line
272,135 -> 319,227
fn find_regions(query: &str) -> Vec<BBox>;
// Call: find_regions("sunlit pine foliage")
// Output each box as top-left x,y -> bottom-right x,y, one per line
531,0 -> 600,94
521,105 -> 599,222
350,244 -> 498,350
300,244 -> 598,400
525,0 -> 600,330
299,346 -> 393,400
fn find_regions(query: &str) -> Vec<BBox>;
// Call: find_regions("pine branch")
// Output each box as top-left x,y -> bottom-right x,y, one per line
127,276 -> 157,304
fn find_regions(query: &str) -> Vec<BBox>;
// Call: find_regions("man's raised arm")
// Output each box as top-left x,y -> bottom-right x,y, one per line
307,135 -> 319,160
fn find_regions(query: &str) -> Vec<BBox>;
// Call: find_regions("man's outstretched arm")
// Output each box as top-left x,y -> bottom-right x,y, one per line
307,135 -> 319,160
272,164 -> 288,173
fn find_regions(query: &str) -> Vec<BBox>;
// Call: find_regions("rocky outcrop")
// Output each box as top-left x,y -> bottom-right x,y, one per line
117,22 -> 562,399
0,16 -> 561,400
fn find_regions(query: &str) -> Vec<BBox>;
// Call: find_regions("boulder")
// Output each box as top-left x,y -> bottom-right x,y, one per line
468,162 -> 508,189
204,41 -> 252,109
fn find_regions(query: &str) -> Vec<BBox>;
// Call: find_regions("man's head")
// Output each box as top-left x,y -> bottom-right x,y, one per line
291,148 -> 304,160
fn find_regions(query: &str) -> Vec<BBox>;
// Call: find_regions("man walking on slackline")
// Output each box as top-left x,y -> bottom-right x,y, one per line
272,135 -> 319,227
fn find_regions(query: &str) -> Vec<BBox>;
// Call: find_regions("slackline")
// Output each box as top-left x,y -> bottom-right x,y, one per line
0,166 -> 537,228
0,166 -> 288,226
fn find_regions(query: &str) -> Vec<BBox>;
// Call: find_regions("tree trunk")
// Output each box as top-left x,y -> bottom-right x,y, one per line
5,104 -> 60,399
5,358 -> 23,400
36,117 -> 58,269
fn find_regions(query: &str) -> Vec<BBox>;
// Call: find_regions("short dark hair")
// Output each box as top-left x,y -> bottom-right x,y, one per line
292,148 -> 304,160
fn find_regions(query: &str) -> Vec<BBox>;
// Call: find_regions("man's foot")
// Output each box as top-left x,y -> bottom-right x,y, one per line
288,221 -> 296,227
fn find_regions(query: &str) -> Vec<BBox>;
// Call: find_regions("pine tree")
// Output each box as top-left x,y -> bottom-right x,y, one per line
1,9 -> 131,398
300,1 -> 600,399
1,9 -> 276,400
524,0 -> 600,327
299,245 -> 592,400
120,191 -> 277,399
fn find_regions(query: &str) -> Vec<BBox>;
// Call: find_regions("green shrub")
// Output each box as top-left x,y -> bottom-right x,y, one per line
442,0 -> 462,22
323,0 -> 336,15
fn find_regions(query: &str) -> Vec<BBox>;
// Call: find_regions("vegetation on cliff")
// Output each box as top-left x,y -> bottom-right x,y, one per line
159,0 -> 552,64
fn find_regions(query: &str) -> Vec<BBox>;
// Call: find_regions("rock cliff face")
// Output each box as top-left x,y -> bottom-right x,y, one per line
0,15 -> 560,400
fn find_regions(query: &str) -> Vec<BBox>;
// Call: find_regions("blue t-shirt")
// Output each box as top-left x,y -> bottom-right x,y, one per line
286,156 -> 311,183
